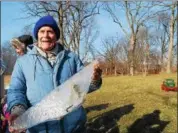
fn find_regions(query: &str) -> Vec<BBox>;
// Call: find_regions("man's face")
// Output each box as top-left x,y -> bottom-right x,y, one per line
37,26 -> 57,51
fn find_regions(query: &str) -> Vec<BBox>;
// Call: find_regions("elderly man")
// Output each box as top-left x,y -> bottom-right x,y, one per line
7,15 -> 102,133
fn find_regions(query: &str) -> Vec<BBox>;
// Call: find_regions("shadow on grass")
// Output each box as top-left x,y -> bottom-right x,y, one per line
128,110 -> 170,133
86,104 -> 134,133
85,103 -> 109,113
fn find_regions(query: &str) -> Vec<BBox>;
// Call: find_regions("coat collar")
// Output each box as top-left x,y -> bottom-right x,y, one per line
28,43 -> 64,56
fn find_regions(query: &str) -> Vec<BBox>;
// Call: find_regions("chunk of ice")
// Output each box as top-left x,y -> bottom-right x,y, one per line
10,60 -> 99,131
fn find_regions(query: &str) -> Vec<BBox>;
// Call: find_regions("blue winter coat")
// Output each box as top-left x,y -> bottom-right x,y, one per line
7,46 -> 91,133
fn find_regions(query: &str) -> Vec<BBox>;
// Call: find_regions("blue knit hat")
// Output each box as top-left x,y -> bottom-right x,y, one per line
34,15 -> 60,40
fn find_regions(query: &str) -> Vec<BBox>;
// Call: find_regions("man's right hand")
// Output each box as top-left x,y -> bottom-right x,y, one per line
8,114 -> 20,133
8,105 -> 27,133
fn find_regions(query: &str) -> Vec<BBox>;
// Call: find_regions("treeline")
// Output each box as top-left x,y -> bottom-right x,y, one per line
1,42 -> 17,75
2,1 -> 177,76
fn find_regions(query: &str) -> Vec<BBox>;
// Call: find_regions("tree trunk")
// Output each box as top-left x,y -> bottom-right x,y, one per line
114,65 -> 117,76
166,3 -> 175,73
161,46 -> 164,72
129,35 -> 136,76
106,68 -> 108,75
130,56 -> 134,76
143,56 -> 148,76
58,1 -> 64,45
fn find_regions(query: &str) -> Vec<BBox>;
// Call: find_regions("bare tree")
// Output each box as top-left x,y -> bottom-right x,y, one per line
150,12 -> 170,72
151,1 -> 177,73
80,17 -> 99,62
104,1 -> 164,75
22,1 -> 100,58
64,1 -> 100,56
1,42 -> 17,75
135,26 -> 150,75
116,37 -> 130,75
98,36 -> 123,75
21,24 -> 34,36
166,2 -> 177,73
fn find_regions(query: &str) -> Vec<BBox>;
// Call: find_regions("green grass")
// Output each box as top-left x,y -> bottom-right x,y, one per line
4,74 -> 177,133
84,73 -> 177,133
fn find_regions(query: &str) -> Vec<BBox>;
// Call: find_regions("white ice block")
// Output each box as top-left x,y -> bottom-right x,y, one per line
10,60 -> 99,131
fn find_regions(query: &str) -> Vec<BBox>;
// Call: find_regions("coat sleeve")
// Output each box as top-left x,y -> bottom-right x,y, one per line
88,78 -> 102,93
7,59 -> 28,112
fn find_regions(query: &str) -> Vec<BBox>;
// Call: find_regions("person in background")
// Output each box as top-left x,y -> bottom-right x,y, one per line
0,35 -> 34,133
5,35 -> 34,89
11,35 -> 33,56
7,15 -> 102,133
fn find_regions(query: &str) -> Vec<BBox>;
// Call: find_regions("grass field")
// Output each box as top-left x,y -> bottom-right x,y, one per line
4,73 -> 177,133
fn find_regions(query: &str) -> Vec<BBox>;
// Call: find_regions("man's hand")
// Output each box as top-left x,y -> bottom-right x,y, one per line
92,63 -> 102,81
8,114 -> 26,133
8,114 -> 18,133
88,62 -> 102,93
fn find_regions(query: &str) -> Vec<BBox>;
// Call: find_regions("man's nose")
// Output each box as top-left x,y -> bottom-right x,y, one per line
43,31 -> 49,37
